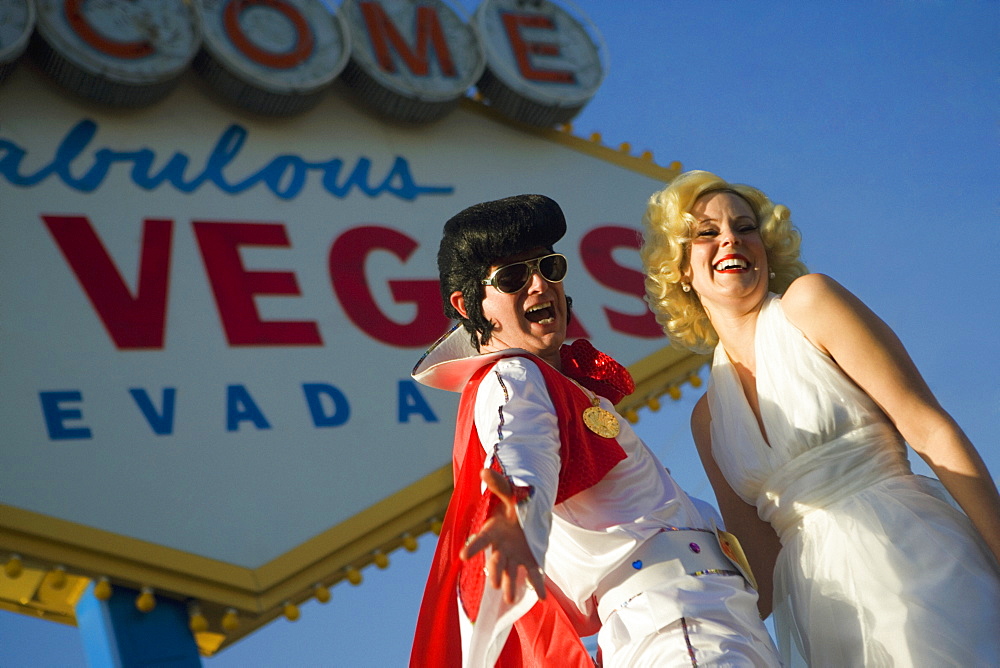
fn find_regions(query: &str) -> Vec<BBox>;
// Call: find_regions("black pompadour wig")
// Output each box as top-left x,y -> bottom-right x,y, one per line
438,194 -> 568,348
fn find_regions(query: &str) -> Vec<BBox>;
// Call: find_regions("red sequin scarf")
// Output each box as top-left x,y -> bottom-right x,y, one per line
560,338 -> 635,405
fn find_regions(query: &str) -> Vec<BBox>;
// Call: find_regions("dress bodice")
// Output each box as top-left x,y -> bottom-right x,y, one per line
708,294 -> 912,539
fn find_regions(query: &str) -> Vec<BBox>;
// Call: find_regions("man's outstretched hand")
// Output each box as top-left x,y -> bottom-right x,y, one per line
459,468 -> 547,603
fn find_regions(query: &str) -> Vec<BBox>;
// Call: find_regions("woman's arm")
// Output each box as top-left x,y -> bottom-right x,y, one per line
691,395 -> 782,617
783,273 -> 1000,564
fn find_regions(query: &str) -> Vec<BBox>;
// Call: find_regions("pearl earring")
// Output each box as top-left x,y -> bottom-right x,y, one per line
681,283 -> 691,293
769,271 -> 776,279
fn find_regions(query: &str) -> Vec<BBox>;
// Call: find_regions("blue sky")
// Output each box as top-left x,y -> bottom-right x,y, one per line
2,1 -> 997,665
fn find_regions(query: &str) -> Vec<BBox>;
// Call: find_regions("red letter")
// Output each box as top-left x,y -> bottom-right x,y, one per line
330,226 -> 450,347
501,12 -> 575,83
580,226 -> 663,338
43,215 -> 172,349
193,221 -> 322,346
223,0 -> 314,69
359,1 -> 456,76
64,0 -> 153,59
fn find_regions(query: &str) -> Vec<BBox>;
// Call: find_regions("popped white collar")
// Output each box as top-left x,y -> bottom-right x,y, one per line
411,325 -> 534,393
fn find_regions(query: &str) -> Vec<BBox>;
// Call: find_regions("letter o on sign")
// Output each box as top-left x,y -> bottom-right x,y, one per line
222,0 -> 314,69
195,0 -> 352,115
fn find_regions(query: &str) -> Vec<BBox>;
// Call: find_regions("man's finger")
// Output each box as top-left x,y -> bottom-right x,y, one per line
502,571 -> 517,604
480,468 -> 515,509
489,551 -> 504,590
459,531 -> 483,561
527,565 -> 547,599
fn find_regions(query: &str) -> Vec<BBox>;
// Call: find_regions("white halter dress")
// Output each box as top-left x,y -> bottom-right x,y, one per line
708,294 -> 1000,667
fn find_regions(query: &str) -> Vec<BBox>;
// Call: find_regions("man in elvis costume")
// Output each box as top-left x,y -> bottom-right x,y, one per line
410,195 -> 778,667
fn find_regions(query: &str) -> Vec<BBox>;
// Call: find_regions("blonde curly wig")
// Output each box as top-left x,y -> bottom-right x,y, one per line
640,170 -> 807,352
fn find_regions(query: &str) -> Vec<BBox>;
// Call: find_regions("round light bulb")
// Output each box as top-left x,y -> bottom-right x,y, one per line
49,566 -> 68,590
135,587 -> 156,613
222,608 -> 239,632
93,578 -> 113,601
189,607 -> 209,633
4,555 -> 23,579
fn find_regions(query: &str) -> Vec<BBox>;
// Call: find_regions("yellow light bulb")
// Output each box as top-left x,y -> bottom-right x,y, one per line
222,608 -> 239,632
93,578 -> 112,601
189,609 -> 209,634
373,552 -> 389,569
4,555 -> 23,579
402,535 -> 418,552
283,602 -> 300,621
135,587 -> 156,613
314,584 -> 331,603
49,567 -> 68,590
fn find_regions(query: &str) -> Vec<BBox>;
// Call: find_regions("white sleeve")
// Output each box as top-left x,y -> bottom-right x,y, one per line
474,357 -> 561,570
688,495 -> 725,530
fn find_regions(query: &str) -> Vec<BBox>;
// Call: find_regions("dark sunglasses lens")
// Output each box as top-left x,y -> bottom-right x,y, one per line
540,254 -> 567,282
495,264 -> 531,293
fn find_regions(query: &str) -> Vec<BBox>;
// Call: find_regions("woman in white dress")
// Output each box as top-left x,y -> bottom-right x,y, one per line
640,170 -> 1000,666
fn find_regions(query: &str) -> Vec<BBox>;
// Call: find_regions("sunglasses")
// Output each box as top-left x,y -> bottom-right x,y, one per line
481,253 -> 568,294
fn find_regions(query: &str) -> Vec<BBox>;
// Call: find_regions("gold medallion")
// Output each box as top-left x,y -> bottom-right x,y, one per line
570,377 -> 622,439
582,405 -> 620,439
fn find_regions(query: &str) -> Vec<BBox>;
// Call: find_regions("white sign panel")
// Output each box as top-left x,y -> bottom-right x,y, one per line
1,63 -> 675,571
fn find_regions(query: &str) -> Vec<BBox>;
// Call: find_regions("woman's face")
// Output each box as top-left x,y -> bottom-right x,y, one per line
683,191 -> 769,310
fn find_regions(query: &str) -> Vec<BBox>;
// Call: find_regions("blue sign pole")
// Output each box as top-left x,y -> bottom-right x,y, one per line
75,582 -> 202,667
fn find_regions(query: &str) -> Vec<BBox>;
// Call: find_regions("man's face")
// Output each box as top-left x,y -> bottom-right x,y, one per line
477,247 -> 568,368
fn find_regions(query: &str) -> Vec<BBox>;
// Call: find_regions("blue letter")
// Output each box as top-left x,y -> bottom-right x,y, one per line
397,380 -> 437,423
40,391 -> 92,440
129,388 -> 176,436
302,383 -> 350,427
226,385 -> 271,432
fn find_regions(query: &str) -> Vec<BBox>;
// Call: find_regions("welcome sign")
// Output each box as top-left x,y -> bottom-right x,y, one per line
0,0 -> 701,654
